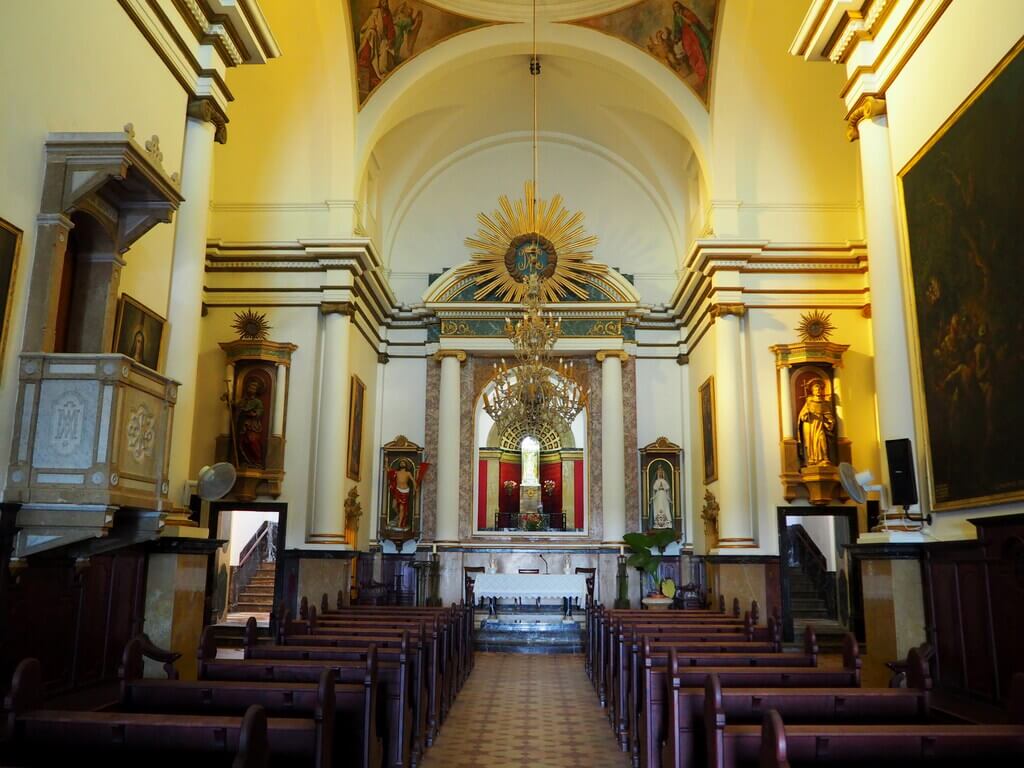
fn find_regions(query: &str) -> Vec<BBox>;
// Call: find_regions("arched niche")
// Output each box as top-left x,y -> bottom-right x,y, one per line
473,371 -> 588,536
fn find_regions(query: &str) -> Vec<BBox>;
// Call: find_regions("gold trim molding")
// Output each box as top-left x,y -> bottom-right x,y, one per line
321,302 -> 356,317
709,303 -> 746,320
846,95 -> 887,141
595,349 -> 629,363
434,349 -> 468,363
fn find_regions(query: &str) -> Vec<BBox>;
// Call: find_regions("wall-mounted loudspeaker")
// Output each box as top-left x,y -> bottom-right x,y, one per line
885,438 -> 918,509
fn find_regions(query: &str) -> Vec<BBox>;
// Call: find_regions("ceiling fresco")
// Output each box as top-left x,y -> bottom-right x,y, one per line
350,0 -> 720,108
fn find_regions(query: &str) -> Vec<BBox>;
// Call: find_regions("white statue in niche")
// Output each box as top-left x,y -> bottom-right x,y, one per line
651,465 -> 674,529
520,435 -> 540,486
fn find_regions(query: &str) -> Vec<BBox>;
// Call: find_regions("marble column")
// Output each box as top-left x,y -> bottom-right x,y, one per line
309,305 -> 353,543
434,351 -> 466,543
778,365 -> 794,440
711,304 -> 755,549
163,103 -> 220,526
850,98 -> 919,508
597,350 -> 628,543
273,363 -> 287,436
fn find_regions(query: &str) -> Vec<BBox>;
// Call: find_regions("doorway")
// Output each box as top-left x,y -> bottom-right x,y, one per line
206,502 -> 287,629
776,506 -> 859,645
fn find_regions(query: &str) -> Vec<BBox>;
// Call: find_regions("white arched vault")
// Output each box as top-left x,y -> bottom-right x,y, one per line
356,22 -> 712,184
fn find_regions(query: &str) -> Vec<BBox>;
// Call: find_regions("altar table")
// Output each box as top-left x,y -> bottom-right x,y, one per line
471,573 -> 589,617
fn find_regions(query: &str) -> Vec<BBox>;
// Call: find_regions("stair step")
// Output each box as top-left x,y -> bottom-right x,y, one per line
245,585 -> 275,594
234,602 -> 273,612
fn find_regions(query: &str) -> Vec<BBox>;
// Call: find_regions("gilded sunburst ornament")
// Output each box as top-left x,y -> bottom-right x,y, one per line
456,181 -> 604,303
796,310 -> 836,342
232,309 -> 272,341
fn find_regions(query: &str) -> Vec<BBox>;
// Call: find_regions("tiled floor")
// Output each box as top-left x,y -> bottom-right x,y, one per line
421,653 -> 630,768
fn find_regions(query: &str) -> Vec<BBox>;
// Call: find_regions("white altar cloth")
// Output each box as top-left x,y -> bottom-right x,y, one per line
471,573 -> 588,601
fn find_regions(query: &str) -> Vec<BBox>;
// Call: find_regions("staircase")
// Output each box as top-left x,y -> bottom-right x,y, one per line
233,562 -> 276,613
785,524 -> 848,653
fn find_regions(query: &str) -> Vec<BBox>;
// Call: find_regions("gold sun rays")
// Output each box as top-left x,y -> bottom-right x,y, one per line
458,181 -> 603,303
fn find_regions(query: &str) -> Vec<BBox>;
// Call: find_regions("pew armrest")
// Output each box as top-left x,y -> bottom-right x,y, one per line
134,633 -> 182,680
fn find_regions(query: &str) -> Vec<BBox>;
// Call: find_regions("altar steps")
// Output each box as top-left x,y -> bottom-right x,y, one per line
474,611 -> 585,654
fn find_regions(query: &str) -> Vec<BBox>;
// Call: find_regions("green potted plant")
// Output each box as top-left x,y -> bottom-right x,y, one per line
623,529 -> 678,609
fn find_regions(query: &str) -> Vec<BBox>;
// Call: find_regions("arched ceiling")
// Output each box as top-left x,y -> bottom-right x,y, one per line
370,50 -> 697,304
427,1 -> 638,23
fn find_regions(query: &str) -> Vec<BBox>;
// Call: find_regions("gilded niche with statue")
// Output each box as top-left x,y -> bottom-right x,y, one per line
771,311 -> 852,505
214,310 -> 297,501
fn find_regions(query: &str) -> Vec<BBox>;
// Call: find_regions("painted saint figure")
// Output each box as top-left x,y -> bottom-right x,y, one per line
798,378 -> 836,466
651,465 -> 673,529
129,325 -> 146,364
357,0 -> 396,96
235,375 -> 266,467
387,458 -> 429,531
672,2 -> 712,86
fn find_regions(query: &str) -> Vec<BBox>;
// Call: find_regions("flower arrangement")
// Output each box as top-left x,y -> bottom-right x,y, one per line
521,511 -> 545,531
542,479 -> 556,496
503,479 -> 519,496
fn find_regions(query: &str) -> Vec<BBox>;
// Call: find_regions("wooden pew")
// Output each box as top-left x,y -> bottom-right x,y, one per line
629,626 -> 814,768
118,637 -> 376,768
696,658 -> 933,768
3,658 -> 271,768
754,702 -> 1024,768
290,611 -> 442,740
246,621 -> 428,766
303,606 -> 455,719
198,629 -> 412,768
607,617 -> 783,750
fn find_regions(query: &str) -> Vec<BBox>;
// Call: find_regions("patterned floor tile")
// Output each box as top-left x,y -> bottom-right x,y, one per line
421,653 -> 629,768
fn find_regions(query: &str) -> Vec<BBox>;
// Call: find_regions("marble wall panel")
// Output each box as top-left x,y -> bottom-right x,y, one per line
421,360 -> 440,540
143,553 -> 208,681
297,558 -> 351,609
711,561 -> 767,618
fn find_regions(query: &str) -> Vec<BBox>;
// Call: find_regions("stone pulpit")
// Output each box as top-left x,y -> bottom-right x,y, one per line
6,353 -> 178,563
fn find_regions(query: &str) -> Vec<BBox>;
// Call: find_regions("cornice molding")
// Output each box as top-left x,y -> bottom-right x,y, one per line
119,0 -> 279,117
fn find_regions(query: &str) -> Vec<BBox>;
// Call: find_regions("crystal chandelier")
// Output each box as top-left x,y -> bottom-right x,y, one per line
483,276 -> 589,434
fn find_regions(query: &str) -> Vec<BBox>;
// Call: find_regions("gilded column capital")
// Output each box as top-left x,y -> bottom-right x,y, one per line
434,349 -> 467,363
186,97 -> 229,144
595,349 -> 629,363
846,95 -> 887,142
321,301 -> 356,317
709,303 -> 746,320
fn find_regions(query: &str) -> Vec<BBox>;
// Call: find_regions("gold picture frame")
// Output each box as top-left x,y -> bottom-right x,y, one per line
0,217 -> 22,381
896,39 -> 1024,512
346,374 -> 367,481
699,376 -> 718,484
112,293 -> 166,372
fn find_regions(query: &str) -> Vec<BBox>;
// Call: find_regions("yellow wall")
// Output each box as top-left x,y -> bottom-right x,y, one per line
212,0 -> 359,241
0,0 -> 186,484
710,0 -> 862,242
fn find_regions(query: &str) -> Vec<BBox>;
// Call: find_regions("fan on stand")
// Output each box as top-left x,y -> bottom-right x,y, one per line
197,463 -> 237,501
839,463 -> 893,530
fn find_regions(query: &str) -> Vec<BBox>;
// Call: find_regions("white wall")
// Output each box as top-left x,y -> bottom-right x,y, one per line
229,510 -> 279,565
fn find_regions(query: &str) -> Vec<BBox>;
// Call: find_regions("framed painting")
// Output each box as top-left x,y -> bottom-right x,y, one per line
699,376 -> 717,484
0,217 -> 22,380
899,41 -> 1024,511
112,294 -> 165,372
347,374 -> 366,481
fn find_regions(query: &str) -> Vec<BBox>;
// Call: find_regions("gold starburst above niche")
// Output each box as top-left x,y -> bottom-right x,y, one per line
796,310 -> 836,343
232,309 -> 272,341
456,181 -> 605,303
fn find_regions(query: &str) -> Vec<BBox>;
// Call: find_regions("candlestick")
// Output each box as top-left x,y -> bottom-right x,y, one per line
619,544 -> 624,556
432,543 -> 437,555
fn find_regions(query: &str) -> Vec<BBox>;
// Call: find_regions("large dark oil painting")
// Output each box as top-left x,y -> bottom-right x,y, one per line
901,44 -> 1024,510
